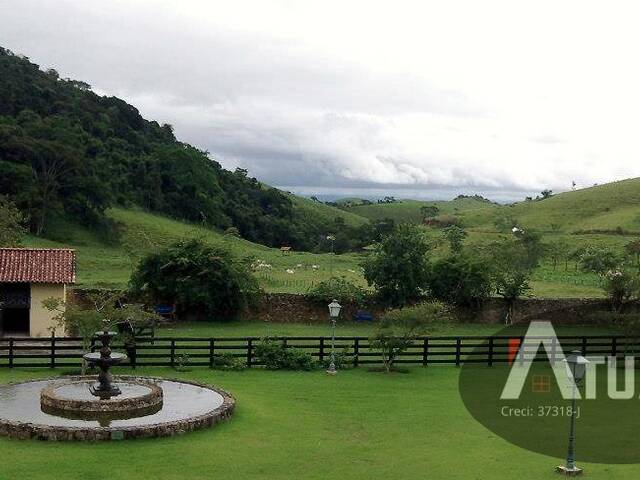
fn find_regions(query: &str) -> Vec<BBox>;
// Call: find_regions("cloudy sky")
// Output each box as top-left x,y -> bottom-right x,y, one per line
2,0 -> 640,201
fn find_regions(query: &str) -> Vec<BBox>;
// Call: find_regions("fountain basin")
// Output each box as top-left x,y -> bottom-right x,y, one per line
41,379 -> 163,414
0,376 -> 235,441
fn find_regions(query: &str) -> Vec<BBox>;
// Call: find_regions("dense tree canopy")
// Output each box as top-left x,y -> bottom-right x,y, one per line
362,224 -> 431,306
129,239 -> 260,319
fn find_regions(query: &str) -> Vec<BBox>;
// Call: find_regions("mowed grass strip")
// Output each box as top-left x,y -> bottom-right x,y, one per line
0,367 -> 638,480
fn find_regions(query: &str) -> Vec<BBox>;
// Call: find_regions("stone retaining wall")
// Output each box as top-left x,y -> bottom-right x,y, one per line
71,288 -> 627,325
244,294 -> 625,325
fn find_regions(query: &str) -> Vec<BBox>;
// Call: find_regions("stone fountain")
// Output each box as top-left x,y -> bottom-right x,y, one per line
0,326 -> 235,440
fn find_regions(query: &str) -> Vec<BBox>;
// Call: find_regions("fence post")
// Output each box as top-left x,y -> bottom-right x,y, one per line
247,339 -> 253,367
551,336 -> 557,367
209,339 -> 215,368
581,337 -> 587,356
8,339 -> 13,368
353,338 -> 359,367
519,336 -> 525,365
488,337 -> 494,367
319,338 -> 325,364
50,333 -> 56,369
170,340 -> 176,368
423,338 -> 429,366
455,337 -> 461,367
611,337 -> 617,360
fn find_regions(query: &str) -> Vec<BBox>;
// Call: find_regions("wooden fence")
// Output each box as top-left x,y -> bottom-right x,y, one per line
0,335 -> 637,369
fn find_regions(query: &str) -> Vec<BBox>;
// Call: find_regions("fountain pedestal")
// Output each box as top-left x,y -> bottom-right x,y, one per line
83,330 -> 126,399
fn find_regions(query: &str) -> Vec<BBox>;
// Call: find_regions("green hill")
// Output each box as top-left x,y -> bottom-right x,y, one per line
288,195 -> 368,228
343,197 -> 499,223
465,178 -> 640,233
24,208 -> 366,292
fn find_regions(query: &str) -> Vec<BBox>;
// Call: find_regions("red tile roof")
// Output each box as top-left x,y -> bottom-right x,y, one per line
0,248 -> 76,284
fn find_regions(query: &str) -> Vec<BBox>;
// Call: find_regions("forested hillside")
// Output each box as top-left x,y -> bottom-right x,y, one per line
0,47 -> 364,251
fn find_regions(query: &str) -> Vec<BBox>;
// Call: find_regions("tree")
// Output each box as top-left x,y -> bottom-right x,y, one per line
540,189 -> 553,199
442,225 -> 467,253
0,195 -> 25,246
512,228 -> 545,269
129,239 -> 260,319
429,255 -> 492,307
602,270 -> 640,313
494,270 -> 532,325
546,239 -> 571,271
362,224 -> 431,307
485,237 -> 535,324
370,301 -> 446,373
420,205 -> 439,221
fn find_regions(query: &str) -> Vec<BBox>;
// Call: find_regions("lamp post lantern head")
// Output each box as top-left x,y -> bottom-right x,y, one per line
328,300 -> 342,319
563,350 -> 589,383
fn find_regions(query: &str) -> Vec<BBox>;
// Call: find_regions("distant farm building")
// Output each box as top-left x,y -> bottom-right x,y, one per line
0,248 -> 75,337
280,246 -> 292,255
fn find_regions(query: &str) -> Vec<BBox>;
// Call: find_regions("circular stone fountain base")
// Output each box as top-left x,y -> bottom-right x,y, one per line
0,376 -> 234,441
41,379 -> 163,413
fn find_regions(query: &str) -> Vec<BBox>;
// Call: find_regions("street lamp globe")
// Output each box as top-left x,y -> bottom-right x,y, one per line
328,300 -> 342,319
563,350 -> 589,385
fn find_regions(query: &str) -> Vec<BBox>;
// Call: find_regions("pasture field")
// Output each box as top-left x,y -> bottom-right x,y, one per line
22,177 -> 640,298
24,208 -> 367,292
0,365 -> 637,480
22,207 -> 613,298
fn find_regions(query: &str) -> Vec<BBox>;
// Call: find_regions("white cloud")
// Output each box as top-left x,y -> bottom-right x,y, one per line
2,0 -> 640,200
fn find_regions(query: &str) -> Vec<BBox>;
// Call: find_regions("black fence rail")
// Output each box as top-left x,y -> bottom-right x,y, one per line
0,335 -> 638,369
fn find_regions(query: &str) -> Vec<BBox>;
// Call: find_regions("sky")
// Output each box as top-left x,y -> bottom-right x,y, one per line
2,0 -> 640,202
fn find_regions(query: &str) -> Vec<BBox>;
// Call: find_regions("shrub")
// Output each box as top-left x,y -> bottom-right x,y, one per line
129,239 -> 260,320
307,276 -> 366,306
370,301 -> 447,373
579,246 -> 621,275
212,353 -> 246,371
429,255 -> 492,307
254,339 -> 317,370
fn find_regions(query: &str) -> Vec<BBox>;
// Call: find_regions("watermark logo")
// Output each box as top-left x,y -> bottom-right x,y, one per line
458,321 -> 640,464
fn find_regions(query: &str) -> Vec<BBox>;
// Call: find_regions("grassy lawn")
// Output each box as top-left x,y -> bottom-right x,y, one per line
1,366 -> 638,480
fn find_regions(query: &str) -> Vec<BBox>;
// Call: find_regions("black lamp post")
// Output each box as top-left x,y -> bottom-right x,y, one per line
556,350 -> 589,476
326,300 -> 342,375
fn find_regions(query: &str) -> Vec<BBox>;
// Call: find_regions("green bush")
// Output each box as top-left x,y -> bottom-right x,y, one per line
381,301 -> 450,328
129,239 -> 260,319
307,276 -> 366,306
254,339 -> 317,371
212,353 -> 246,371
